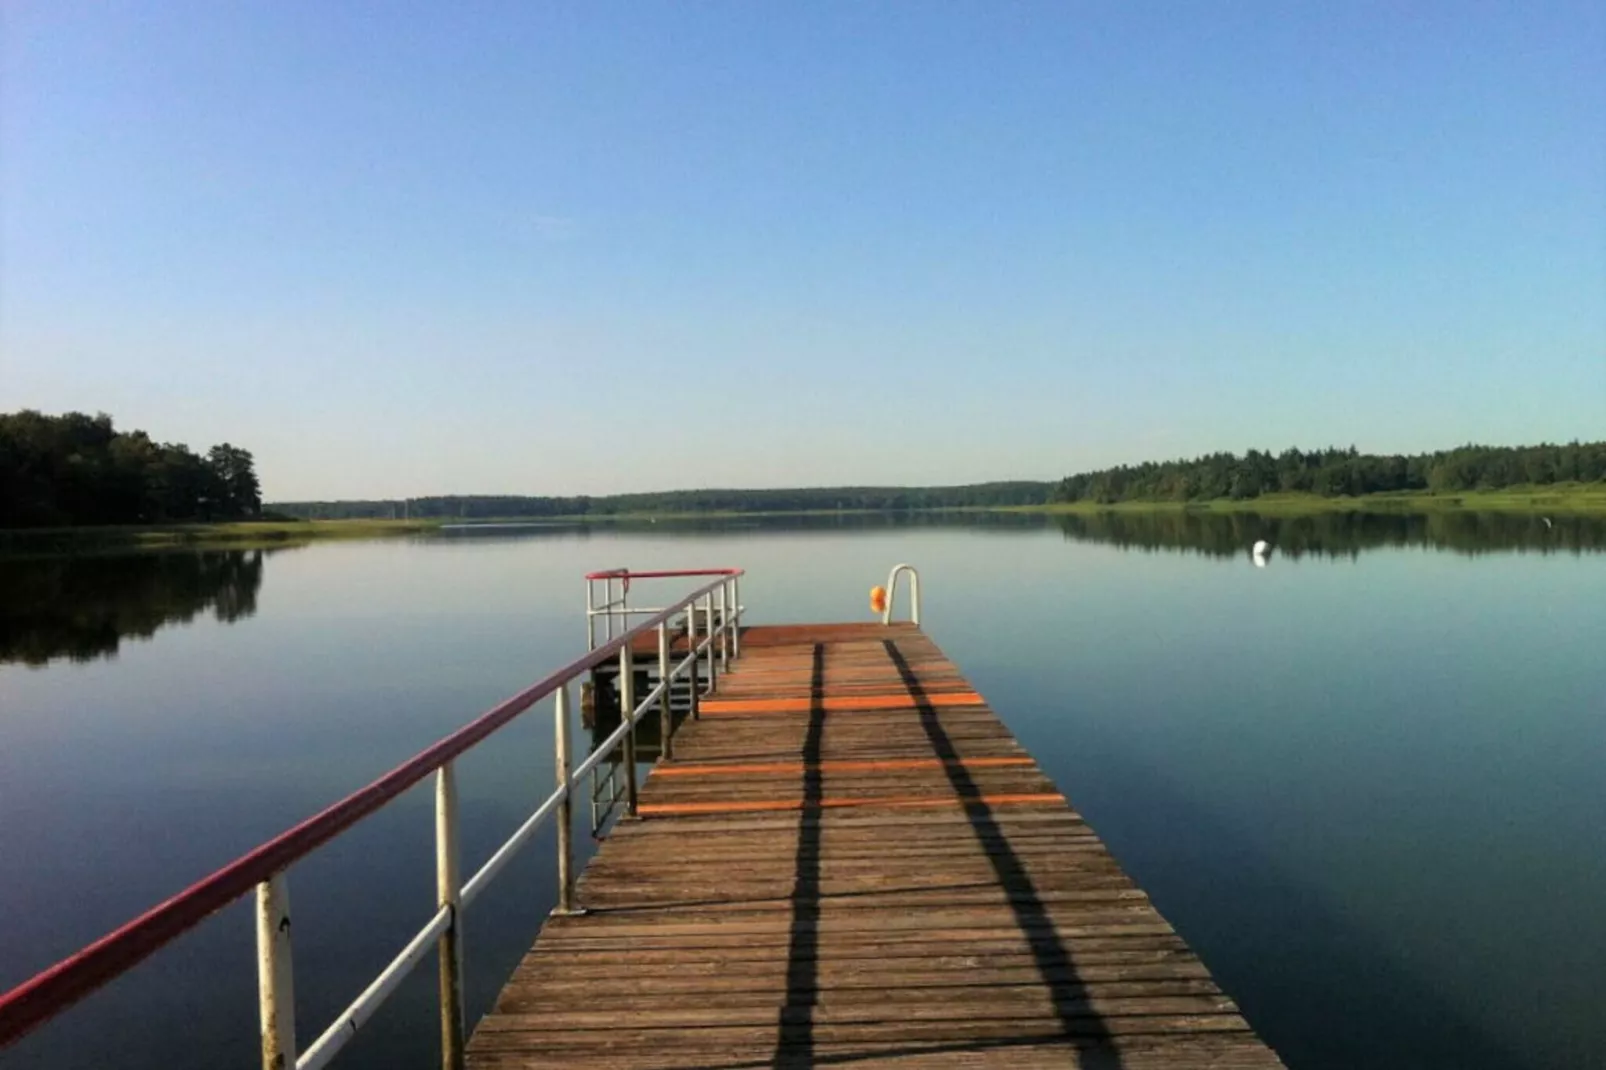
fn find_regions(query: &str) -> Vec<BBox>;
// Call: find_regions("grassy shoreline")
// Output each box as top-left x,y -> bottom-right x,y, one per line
1013,484 -> 1606,516
0,518 -> 442,556
4,483 -> 1602,555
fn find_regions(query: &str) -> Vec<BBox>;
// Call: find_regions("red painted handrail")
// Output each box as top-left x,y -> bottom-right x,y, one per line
0,571 -> 741,1049
583,567 -> 742,580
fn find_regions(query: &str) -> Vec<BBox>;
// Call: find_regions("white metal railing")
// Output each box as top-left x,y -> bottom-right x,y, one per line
291,574 -> 741,1070
881,563 -> 921,625
587,568 -> 741,664
0,570 -> 745,1070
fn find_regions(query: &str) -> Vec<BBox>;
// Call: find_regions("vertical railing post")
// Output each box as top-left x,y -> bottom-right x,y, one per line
618,575 -> 628,640
703,594 -> 717,692
436,763 -> 465,1070
255,874 -> 295,1070
684,603 -> 699,720
658,622 -> 673,760
585,578 -> 594,651
555,685 -> 576,913
620,643 -> 638,818
730,576 -> 741,659
716,583 -> 729,672
603,576 -> 613,642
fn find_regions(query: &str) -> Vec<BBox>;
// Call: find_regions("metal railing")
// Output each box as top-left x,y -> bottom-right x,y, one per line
0,568 -> 745,1070
881,563 -> 921,625
587,567 -> 741,664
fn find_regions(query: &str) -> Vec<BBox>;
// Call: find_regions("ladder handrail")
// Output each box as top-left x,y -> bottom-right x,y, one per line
881,563 -> 921,626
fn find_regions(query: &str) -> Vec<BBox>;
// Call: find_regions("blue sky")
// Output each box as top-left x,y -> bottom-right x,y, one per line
3,2 -> 1602,499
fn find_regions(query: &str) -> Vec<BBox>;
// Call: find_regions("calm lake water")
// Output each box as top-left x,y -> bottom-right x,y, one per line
2,512 -> 1602,1069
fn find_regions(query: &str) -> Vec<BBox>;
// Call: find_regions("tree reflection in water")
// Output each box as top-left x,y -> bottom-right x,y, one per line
0,549 -> 273,666
1052,509 -> 1605,559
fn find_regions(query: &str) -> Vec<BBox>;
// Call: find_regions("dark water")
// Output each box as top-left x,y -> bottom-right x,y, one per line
1,512 -> 1602,1069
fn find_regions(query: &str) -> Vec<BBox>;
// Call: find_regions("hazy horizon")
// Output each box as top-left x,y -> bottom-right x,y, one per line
4,4 -> 1602,500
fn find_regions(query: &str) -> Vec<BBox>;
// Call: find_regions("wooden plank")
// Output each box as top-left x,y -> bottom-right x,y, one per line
468,622 -> 1284,1069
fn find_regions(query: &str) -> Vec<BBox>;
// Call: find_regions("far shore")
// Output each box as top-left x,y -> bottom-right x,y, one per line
3,483 -> 1601,556
1013,483 -> 1606,516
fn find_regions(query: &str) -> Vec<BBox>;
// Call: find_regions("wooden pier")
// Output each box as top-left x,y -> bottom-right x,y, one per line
468,623 -> 1284,1069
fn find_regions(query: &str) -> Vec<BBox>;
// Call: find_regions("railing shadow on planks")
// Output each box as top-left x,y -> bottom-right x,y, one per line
0,568 -> 744,1070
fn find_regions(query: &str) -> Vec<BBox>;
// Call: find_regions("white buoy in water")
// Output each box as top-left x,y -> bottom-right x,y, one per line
1251,539 -> 1271,568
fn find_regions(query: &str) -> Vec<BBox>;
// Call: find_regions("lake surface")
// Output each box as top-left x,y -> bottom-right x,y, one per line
2,512 -> 1602,1069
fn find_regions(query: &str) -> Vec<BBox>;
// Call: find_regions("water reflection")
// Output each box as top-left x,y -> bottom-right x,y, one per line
1052,509 -> 1604,559
3,511 -> 1598,667
0,549 -> 272,666
433,510 -> 1052,544
430,508 -> 1606,558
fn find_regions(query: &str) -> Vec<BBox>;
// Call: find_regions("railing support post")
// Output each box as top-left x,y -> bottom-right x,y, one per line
618,575 -> 628,640
685,604 -> 699,719
436,763 -> 466,1070
255,874 -> 296,1070
703,594 -> 717,692
620,644 -> 638,818
554,685 -> 576,913
658,622 -> 673,760
584,578 -> 594,651
729,576 -> 741,659
716,584 -> 729,672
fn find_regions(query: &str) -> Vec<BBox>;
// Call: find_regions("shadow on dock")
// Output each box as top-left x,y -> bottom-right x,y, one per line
770,637 -> 1128,1067
773,643 -> 826,1066
885,639 -> 1125,1070
469,624 -> 1290,1070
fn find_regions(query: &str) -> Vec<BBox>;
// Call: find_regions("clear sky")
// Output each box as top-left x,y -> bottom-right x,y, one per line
2,2 -> 1602,500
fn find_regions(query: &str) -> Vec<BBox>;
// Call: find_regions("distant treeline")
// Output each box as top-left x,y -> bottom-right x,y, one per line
1051,442 -> 1606,504
1,411 -> 262,527
273,482 -> 1055,520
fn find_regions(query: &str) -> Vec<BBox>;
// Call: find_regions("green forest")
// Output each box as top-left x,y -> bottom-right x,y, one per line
1050,442 -> 1606,504
5,408 -> 1603,529
0,411 -> 262,527
280,442 -> 1606,519
273,482 -> 1054,520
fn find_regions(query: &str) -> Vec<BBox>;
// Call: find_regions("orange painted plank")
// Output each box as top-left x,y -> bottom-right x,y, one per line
651,757 -> 1035,778
699,691 -> 985,715
637,792 -> 1065,816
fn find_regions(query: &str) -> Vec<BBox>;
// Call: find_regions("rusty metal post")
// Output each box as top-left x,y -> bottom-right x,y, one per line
620,643 -> 638,817
436,763 -> 466,1070
658,622 -> 673,760
555,685 -> 576,913
255,874 -> 296,1070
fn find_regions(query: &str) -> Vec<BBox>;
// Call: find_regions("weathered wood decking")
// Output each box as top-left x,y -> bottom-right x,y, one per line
468,623 -> 1284,1069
